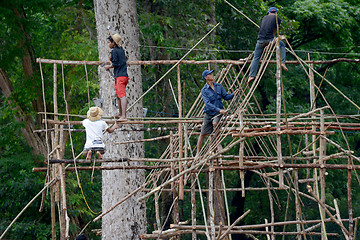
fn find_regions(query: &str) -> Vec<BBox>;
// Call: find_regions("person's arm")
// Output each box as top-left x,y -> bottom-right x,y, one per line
220,85 -> 234,101
107,121 -> 119,133
105,50 -> 120,70
202,89 -> 221,114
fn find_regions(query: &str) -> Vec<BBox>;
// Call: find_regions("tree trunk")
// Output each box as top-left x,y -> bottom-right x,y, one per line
94,0 -> 146,239
0,68 -> 48,156
0,5 -> 48,157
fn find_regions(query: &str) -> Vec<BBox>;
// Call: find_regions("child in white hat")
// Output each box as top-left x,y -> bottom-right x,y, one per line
82,107 -> 118,159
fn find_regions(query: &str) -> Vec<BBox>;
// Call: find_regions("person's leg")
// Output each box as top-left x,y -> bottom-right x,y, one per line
212,116 -> 223,152
86,150 -> 92,160
249,40 -> 266,78
119,97 -> 127,121
197,114 -> 213,155
117,77 -> 128,121
197,134 -> 207,155
280,40 -> 288,71
116,96 -> 122,117
96,151 -> 103,159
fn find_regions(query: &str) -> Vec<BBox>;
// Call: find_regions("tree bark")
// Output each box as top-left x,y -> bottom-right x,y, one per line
0,5 -> 48,157
94,0 -> 146,239
0,68 -> 48,156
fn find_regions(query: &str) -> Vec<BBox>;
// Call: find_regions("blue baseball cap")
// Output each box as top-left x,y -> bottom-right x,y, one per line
202,69 -> 214,79
268,7 -> 278,13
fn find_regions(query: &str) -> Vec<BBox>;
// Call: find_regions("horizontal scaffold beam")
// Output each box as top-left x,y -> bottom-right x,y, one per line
170,216 -> 360,230
139,230 -> 338,239
32,162 -> 360,173
232,130 -> 335,137
43,119 -> 202,125
43,154 -> 347,164
36,57 -> 360,66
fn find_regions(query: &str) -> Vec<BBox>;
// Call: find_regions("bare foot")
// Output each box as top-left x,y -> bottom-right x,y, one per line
113,114 -> 121,118
281,63 -> 288,71
247,76 -> 255,84
86,150 -> 92,160
118,117 -> 127,121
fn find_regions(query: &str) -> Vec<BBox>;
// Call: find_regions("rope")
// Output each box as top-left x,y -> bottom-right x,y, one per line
84,61 -> 91,108
38,61 -> 51,211
127,22 -> 220,112
61,62 -> 101,215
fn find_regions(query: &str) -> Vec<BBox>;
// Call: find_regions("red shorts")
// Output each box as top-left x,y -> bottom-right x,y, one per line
114,76 -> 129,98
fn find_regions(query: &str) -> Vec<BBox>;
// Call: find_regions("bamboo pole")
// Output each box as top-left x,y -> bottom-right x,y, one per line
0,178 -> 57,240
44,119 -> 202,125
58,160 -> 67,240
217,210 -> 251,240
276,37 -> 283,189
93,185 -> 144,222
33,162 -> 360,173
265,219 -> 270,240
50,187 -> 56,240
171,216 -> 360,231
284,106 -> 329,123
334,199 -> 350,240
319,109 -> 328,240
42,117 -> 360,128
239,112 -> 245,197
52,63 -> 59,240
209,160 -> 216,239
294,169 -> 302,240
177,65 -> 184,201
170,131 -> 179,226
307,185 -> 350,236
113,134 -> 173,144
36,57 -> 360,66
127,23 -> 220,112
139,230 -> 338,239
232,129 -> 335,137
138,138 -> 244,201
191,174 -> 197,240
347,156 -> 354,240
266,181 -> 275,240
38,111 -> 360,121
154,177 -> 161,230
44,153 -> 348,165
33,165 -> 171,172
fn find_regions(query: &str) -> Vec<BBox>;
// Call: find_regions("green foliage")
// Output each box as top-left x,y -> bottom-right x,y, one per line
0,153 -> 52,239
2,0 -> 360,239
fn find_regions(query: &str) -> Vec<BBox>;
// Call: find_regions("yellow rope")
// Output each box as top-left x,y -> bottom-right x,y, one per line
61,63 -> 101,215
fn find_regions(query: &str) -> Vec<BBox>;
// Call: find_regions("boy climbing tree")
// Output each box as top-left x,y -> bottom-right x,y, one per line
105,33 -> 129,121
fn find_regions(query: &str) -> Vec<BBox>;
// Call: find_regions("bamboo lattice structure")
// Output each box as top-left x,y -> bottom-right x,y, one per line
15,35 -> 360,240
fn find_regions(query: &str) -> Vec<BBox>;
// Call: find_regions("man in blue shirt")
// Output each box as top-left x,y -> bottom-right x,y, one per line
196,69 -> 239,154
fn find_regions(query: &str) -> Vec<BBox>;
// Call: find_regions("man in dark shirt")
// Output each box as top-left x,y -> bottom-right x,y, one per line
105,33 -> 129,121
248,7 -> 288,84
196,69 -> 239,155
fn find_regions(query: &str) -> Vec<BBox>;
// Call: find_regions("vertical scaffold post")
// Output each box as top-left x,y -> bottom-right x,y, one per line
347,154 -> 354,240
170,131 -> 179,225
276,37 -> 283,188
177,65 -> 184,201
319,109 -> 327,239
209,159 -> 215,239
51,63 -> 57,240
239,112 -> 245,197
